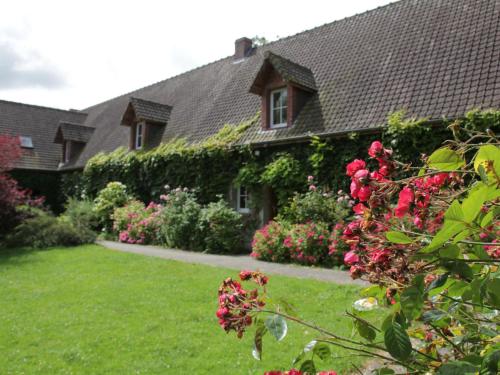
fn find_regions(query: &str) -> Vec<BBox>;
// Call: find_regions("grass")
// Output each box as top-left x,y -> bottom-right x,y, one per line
0,245 -> 367,374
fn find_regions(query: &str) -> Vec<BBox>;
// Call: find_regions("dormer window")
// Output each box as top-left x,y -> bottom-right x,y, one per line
135,122 -> 144,150
249,51 -> 317,131
270,88 -> 288,128
120,97 -> 172,151
54,121 -> 94,166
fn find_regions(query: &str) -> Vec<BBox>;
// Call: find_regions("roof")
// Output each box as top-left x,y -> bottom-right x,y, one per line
249,51 -> 317,94
54,121 -> 95,144
2,0 -> 500,171
0,100 -> 87,170
121,97 -> 172,126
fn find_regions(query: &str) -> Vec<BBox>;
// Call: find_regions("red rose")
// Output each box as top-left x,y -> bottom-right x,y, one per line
353,168 -> 370,182
346,159 -> 366,176
368,141 -> 384,157
395,187 -> 414,218
357,186 -> 372,201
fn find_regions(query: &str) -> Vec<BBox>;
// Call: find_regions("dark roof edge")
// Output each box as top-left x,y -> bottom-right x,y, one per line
82,0 -> 406,112
0,99 -> 87,116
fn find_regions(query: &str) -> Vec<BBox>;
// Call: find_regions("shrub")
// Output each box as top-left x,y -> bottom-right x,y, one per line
198,199 -> 243,254
158,188 -> 202,250
61,198 -> 98,232
250,221 -> 290,263
113,200 -> 162,244
93,181 -> 130,231
279,177 -> 352,225
5,207 -> 95,248
283,222 -> 333,266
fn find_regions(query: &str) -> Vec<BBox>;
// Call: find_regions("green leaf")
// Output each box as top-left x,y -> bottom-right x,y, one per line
447,280 -> 469,297
386,231 -> 413,244
481,210 -> 495,227
265,314 -> 287,341
428,147 -> 465,171
400,286 -> 424,321
441,259 -> 474,280
252,321 -> 267,361
312,342 -> 331,360
480,349 -> 500,375
445,200 -> 465,222
373,368 -> 395,375
354,319 -> 377,342
421,310 -> 449,328
437,361 -> 478,374
439,245 -> 460,259
474,144 -> 500,177
384,321 -> 412,361
426,273 -> 449,292
478,164 -> 489,184
299,359 -> 316,373
422,222 -> 466,253
462,183 -> 489,223
487,278 -> 500,309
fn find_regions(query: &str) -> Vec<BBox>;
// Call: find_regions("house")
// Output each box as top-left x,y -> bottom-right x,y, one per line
1,0 -> 499,212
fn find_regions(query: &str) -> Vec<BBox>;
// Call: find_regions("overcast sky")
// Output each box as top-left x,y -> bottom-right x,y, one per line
0,0 -> 395,110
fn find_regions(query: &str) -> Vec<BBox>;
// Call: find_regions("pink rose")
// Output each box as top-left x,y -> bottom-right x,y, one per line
346,159 -> 366,177
344,250 -> 359,265
368,141 -> 384,158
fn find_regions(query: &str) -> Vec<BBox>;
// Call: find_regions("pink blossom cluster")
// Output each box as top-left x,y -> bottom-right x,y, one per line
116,202 -> 162,244
216,271 -> 267,338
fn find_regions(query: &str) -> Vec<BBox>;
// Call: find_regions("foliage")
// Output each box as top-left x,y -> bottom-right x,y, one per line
251,35 -> 269,47
279,177 -> 351,225
61,198 -> 98,232
113,200 -> 162,244
83,116 -> 257,204
218,123 -> 500,374
93,181 -> 130,231
198,199 -> 244,254
158,187 -> 202,250
5,207 -> 95,248
0,245 -> 364,374
261,153 -> 306,207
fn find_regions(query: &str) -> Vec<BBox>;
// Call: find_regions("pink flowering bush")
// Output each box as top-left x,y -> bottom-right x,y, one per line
113,200 -> 162,244
251,221 -> 291,263
284,222 -> 332,266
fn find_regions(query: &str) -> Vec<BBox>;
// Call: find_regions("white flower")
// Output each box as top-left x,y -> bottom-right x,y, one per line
353,297 -> 378,311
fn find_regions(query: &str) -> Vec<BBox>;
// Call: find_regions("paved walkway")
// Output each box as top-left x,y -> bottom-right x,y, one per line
98,240 -> 367,286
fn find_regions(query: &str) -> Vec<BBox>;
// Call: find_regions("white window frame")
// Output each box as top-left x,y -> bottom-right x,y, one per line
237,186 -> 251,214
135,122 -> 144,150
269,87 -> 288,129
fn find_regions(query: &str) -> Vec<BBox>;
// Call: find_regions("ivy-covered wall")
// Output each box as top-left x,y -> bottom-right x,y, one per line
61,109 -> 500,212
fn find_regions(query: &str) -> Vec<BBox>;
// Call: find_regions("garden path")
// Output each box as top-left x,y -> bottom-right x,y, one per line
98,241 -> 367,286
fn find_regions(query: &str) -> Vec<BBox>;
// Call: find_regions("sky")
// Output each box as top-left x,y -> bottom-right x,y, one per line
0,0 -> 395,111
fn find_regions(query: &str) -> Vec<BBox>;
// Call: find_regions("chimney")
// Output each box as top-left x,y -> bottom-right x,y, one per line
234,37 -> 253,60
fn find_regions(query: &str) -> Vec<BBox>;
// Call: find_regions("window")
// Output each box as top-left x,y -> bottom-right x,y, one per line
270,87 -> 288,128
135,123 -> 143,150
64,141 -> 70,163
19,136 -> 33,148
237,186 -> 250,213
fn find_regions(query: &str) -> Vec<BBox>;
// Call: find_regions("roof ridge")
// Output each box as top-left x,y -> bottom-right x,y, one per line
0,98 -> 87,115
83,0 -> 405,112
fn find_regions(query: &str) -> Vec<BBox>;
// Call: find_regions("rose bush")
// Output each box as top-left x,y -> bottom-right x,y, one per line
113,200 -> 162,244
217,124 -> 500,374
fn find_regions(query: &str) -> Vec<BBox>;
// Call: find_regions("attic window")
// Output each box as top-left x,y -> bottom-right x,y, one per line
270,88 -> 288,128
19,136 -> 34,148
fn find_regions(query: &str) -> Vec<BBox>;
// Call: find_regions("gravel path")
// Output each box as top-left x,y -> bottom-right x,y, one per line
98,240 -> 367,286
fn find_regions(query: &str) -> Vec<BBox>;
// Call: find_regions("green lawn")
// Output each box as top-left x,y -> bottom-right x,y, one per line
0,245 -> 365,374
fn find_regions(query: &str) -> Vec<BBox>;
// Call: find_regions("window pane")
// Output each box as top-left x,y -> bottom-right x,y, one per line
280,89 -> 288,107
239,196 -> 246,209
281,106 -> 287,124
272,109 -> 281,125
272,91 -> 281,108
